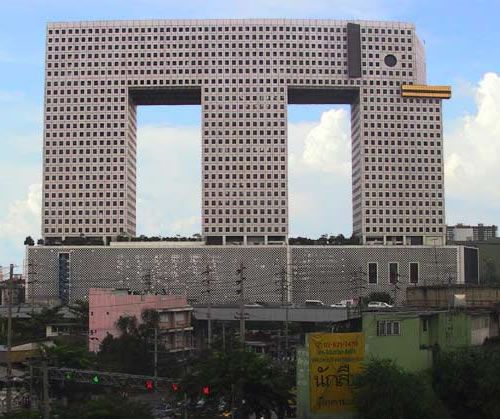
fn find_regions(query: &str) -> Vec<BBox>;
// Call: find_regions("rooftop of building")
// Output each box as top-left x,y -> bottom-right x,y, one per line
408,284 -> 500,290
29,242 -> 475,250
363,306 -> 495,316
47,18 -> 416,28
448,223 -> 497,228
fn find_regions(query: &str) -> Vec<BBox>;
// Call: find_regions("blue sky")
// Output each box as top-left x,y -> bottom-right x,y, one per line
0,0 -> 499,268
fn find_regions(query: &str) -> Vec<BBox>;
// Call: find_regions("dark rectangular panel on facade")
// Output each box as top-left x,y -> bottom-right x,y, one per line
287,87 -> 359,105
347,23 -> 362,78
129,87 -> 201,106
368,262 -> 378,284
58,252 -> 70,304
409,262 -> 419,284
389,262 -> 398,284
464,247 -> 479,284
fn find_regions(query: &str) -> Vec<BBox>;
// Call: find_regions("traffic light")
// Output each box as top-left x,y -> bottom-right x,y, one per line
64,372 -> 74,380
145,379 -> 154,391
171,383 -> 179,392
202,385 -> 210,396
91,375 -> 100,384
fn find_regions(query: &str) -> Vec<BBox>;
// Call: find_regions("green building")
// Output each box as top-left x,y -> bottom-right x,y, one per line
297,308 -> 497,417
362,308 -> 493,371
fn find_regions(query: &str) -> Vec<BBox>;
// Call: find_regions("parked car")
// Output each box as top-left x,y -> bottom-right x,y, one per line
305,299 -> 324,306
244,302 -> 263,307
367,301 -> 393,308
331,299 -> 357,308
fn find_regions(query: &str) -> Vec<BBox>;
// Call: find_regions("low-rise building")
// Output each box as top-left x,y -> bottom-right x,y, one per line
46,323 -> 86,338
362,308 -> 498,372
447,223 -> 497,243
406,284 -> 500,308
88,288 -> 193,352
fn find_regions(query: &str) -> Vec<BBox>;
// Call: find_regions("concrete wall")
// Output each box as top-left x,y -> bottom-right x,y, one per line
26,244 -> 468,307
407,286 -> 500,308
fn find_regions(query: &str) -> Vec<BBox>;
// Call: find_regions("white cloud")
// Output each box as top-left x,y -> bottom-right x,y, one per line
301,109 -> 351,175
0,183 -> 42,246
134,110 -> 354,239
136,124 -> 201,237
288,108 -> 353,236
445,72 -> 500,222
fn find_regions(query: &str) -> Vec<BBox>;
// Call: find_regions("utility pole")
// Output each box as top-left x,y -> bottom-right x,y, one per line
235,262 -> 246,346
42,359 -> 50,419
349,268 -> 367,316
153,327 -> 158,390
222,321 -> 226,352
183,392 -> 188,419
27,262 -> 38,316
275,268 -> 290,358
433,238 -> 439,284
6,263 -> 14,413
28,361 -> 35,411
202,265 -> 213,348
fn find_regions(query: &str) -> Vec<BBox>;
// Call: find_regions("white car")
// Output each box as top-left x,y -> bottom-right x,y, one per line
331,299 -> 357,308
244,303 -> 263,307
305,299 -> 325,306
367,301 -> 393,308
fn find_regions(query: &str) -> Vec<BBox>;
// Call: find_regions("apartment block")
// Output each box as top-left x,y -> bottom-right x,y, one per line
447,224 -> 498,243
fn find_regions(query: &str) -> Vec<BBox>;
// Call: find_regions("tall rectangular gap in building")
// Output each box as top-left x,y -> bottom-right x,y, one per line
288,104 -> 353,240
288,85 -> 362,243
136,104 -> 201,239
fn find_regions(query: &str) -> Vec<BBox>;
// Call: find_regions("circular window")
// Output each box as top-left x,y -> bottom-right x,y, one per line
384,54 -> 397,67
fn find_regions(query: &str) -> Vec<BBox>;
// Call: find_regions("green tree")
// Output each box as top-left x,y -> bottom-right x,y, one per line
69,299 -> 90,327
97,309 -> 163,374
54,396 -> 153,419
433,346 -> 500,419
1,410 -> 41,419
182,349 -> 293,418
353,359 -> 448,419
0,305 -> 66,345
45,341 -> 96,369
23,236 -> 35,246
482,258 -> 499,285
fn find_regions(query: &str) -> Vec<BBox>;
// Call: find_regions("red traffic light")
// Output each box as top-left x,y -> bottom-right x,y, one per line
202,385 -> 210,396
171,383 -> 179,392
145,379 -> 154,391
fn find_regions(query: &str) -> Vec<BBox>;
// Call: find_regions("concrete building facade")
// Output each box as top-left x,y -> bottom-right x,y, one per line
26,243 -> 478,306
43,19 -> 450,246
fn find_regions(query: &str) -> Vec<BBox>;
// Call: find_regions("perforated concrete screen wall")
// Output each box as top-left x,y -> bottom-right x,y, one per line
43,19 -> 449,245
26,244 -> 475,305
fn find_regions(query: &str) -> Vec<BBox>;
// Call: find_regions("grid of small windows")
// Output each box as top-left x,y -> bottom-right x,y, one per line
43,19 -> 445,242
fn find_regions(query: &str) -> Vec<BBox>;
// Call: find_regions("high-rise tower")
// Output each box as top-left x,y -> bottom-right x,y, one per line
42,19 -> 450,245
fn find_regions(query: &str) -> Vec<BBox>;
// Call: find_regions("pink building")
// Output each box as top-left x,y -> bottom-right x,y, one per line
89,288 -> 193,352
